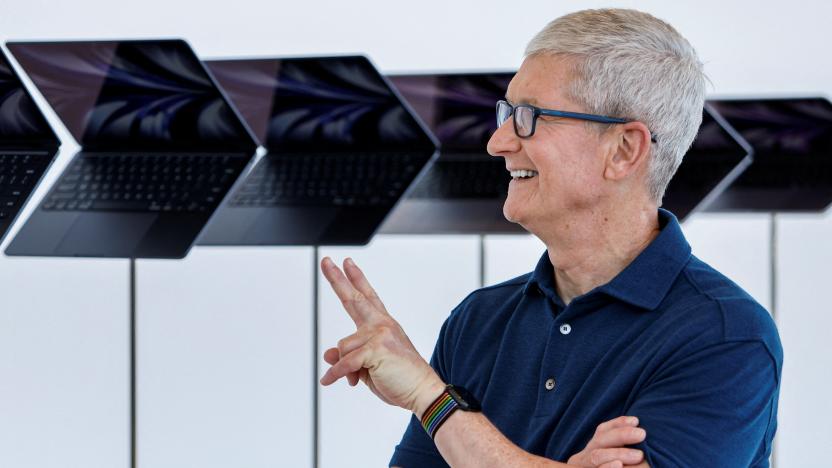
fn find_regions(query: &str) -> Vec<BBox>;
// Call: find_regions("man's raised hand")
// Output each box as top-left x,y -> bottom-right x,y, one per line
319,257 -> 445,415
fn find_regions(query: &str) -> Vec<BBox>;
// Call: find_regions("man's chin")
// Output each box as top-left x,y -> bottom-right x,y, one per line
503,203 -> 524,225
503,201 -> 540,235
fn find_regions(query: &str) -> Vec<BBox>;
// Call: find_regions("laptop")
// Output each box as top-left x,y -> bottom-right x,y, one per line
379,71 -> 523,234
0,48 -> 61,246
705,97 -> 832,212
5,39 -> 258,258
197,55 -> 437,246
661,104 -> 754,220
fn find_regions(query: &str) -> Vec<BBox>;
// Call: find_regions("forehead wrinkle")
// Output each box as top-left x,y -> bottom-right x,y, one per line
506,74 -> 544,108
507,81 -> 574,111
510,55 -> 586,112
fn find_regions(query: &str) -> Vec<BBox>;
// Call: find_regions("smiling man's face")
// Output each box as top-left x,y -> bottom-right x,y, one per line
487,54 -> 614,232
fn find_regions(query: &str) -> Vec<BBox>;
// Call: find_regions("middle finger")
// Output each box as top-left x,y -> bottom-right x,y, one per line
321,257 -> 376,326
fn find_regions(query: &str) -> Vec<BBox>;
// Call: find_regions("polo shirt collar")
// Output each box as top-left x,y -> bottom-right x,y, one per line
523,209 -> 692,311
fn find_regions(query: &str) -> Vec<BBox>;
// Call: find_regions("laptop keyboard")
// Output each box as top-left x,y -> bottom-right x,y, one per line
408,159 -> 509,199
0,153 -> 48,221
231,152 -> 422,207
42,153 -> 246,213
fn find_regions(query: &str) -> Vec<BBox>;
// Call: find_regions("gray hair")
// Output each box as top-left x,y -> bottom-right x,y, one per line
525,8 -> 707,205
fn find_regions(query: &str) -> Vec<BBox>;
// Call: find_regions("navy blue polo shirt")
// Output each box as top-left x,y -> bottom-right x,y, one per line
390,209 -> 782,467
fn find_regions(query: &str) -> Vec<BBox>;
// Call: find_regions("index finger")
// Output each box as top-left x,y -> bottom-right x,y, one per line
321,257 -> 377,326
343,257 -> 388,314
596,416 -> 639,435
593,426 -> 646,450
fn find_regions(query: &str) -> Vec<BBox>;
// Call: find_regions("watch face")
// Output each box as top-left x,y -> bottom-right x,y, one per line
447,385 -> 482,412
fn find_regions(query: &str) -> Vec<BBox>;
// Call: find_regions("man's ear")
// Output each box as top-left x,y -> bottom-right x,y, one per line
603,121 -> 653,181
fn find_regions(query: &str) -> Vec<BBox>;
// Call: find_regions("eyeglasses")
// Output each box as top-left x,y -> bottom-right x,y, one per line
496,99 -> 657,143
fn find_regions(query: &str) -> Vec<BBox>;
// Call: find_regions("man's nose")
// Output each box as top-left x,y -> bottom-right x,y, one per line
487,118 -> 521,158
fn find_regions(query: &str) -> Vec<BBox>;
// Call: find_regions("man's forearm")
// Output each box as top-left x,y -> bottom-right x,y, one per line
405,380 -> 565,467
431,409 -> 570,468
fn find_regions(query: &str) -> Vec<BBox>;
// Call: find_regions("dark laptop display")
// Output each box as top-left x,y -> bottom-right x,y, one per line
0,48 -> 60,245
197,55 -> 436,246
661,105 -> 753,220
380,71 -> 526,234
706,97 -> 832,212
5,39 -> 257,258
390,72 -> 514,151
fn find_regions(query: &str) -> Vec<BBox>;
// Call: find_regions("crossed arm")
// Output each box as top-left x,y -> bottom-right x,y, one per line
318,257 -> 648,468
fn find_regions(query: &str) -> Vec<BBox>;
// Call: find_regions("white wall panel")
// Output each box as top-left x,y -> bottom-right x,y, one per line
774,210 -> 832,468
681,213 -> 772,310
484,234 -> 546,287
318,235 -> 479,468
136,247 -> 312,468
0,257 -> 128,468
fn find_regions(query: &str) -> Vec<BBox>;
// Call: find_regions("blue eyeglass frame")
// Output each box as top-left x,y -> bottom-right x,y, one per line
496,99 -> 658,143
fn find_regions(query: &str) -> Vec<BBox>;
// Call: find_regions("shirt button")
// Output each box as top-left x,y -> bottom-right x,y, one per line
559,323 -> 572,335
545,378 -> 556,391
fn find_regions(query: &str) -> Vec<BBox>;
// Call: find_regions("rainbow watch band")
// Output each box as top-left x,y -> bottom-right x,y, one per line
420,389 -> 459,439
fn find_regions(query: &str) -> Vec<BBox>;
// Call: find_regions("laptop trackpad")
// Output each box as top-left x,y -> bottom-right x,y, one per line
55,213 -> 156,257
243,207 -> 337,245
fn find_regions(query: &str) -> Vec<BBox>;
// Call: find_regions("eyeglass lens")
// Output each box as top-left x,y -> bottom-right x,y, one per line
496,101 -> 512,127
496,101 -> 536,138
514,106 -> 534,137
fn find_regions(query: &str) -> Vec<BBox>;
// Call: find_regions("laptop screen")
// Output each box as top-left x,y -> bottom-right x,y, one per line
0,50 -> 57,147
688,107 -> 751,156
206,56 -> 436,152
662,106 -> 752,219
388,72 -> 514,152
707,97 -> 832,157
6,39 -> 256,152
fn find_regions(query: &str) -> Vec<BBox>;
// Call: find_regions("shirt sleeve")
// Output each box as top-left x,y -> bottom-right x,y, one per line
389,313 -> 458,468
628,340 -> 780,467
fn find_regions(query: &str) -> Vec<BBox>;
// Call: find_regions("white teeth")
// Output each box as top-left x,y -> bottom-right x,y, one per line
510,170 -> 539,179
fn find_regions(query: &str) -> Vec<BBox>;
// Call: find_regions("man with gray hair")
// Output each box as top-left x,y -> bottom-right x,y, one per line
320,8 -> 782,467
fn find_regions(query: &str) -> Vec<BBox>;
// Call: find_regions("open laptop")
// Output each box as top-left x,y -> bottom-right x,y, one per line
379,72 -> 522,234
661,104 -> 754,220
0,48 -> 61,246
197,55 -> 437,246
5,39 -> 257,258
705,97 -> 832,212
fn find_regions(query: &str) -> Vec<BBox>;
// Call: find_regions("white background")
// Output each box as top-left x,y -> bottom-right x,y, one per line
1,0 -> 830,466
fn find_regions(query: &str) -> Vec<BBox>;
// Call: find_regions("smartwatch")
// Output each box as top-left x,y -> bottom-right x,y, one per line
420,384 -> 481,439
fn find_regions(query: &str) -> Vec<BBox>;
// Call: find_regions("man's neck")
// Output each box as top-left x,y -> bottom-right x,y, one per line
535,204 -> 661,305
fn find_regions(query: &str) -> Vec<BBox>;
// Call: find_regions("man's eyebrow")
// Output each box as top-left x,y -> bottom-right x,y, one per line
504,96 -> 540,107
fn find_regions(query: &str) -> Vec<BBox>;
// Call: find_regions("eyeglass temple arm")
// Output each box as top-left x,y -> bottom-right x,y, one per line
538,109 -> 658,143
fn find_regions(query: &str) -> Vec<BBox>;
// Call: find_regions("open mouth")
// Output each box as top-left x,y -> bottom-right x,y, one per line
510,169 -> 539,180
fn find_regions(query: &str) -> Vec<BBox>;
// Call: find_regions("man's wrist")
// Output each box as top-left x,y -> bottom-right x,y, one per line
412,377 -> 447,418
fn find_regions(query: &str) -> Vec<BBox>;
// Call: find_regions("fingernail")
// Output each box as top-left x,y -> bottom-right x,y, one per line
345,257 -> 355,266
628,416 -> 639,425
